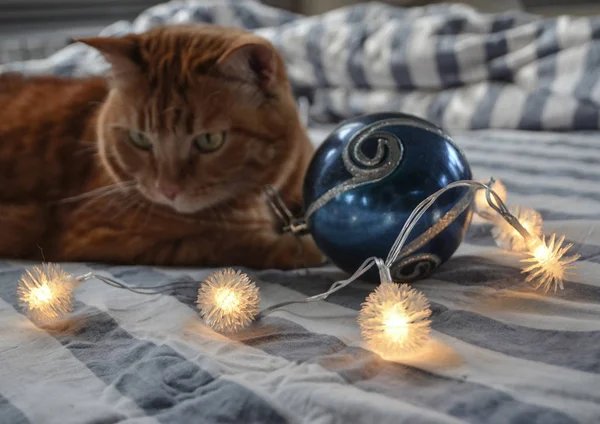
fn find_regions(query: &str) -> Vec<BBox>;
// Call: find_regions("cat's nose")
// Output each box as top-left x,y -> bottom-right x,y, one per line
157,181 -> 180,200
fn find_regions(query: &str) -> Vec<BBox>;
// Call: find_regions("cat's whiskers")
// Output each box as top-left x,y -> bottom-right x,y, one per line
129,201 -> 147,227
111,196 -> 142,222
74,145 -> 99,157
141,203 -> 156,229
78,140 -> 97,146
91,191 -> 130,216
56,181 -> 135,204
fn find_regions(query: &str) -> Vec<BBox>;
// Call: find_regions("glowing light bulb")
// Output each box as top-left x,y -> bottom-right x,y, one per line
17,263 -> 78,322
492,206 -> 543,252
214,288 -> 240,313
358,282 -> 431,357
522,234 -> 580,293
531,242 -> 550,261
475,179 -> 507,213
382,306 -> 410,342
196,269 -> 260,333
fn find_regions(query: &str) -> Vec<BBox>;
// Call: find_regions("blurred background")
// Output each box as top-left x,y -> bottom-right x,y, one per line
2,0 -> 600,64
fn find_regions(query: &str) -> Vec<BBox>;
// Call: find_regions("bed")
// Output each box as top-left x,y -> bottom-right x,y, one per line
1,1 -> 599,423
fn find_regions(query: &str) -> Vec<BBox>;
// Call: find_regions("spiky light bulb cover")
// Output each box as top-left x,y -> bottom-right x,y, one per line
196,268 -> 260,333
492,206 -> 543,252
17,263 -> 78,322
358,282 -> 432,357
522,234 -> 580,293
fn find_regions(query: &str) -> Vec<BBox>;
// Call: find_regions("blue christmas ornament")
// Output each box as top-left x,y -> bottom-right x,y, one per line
303,112 -> 473,282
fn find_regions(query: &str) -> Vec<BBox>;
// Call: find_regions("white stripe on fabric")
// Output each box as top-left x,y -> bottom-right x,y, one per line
398,91 -> 437,121
442,83 -> 488,130
0,298 -> 156,424
541,94 -> 578,131
504,21 -> 540,92
455,135 -> 600,163
454,34 -> 488,84
465,150 -> 600,180
283,20 -> 319,88
542,220 -> 600,247
469,165 -> 600,201
487,84 -> 528,129
321,25 -> 354,88
430,331 -> 600,422
419,280 -> 600,332
476,190 -> 600,217
362,22 -> 398,89
405,16 -> 445,88
551,17 -> 591,96
213,2 -> 242,27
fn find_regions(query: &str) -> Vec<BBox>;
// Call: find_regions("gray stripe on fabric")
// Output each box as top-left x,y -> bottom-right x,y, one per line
345,3 -> 367,23
535,21 -> 560,86
573,22 -> 600,129
88,264 -> 580,424
430,304 -> 600,374
467,157 -> 600,182
432,254 -> 600,305
306,20 -> 329,87
457,132 -> 599,150
534,209 -> 600,221
435,18 -> 464,87
255,270 -> 600,374
486,16 -> 515,81
491,13 -> 519,32
0,395 -> 31,424
518,22 -> 559,130
192,7 -> 214,24
427,90 -> 455,127
470,84 -> 504,129
390,26 -> 414,89
465,224 -> 600,264
312,90 -> 345,123
572,101 -> 600,130
518,91 -> 552,131
89,253 -> 600,326
230,1 -> 261,29
435,16 -> 466,35
235,317 -> 576,424
461,142 -> 600,166
499,178 -> 600,204
0,268 -> 289,424
345,7 -> 370,89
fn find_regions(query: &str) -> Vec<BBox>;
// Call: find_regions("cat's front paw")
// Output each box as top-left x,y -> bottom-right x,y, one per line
266,233 -> 326,270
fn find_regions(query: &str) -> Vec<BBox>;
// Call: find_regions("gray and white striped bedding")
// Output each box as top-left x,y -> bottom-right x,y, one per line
1,1 -> 600,423
1,128 -> 599,424
2,0 -> 600,131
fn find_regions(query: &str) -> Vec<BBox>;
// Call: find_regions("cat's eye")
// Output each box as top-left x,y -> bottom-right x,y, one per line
129,130 -> 153,151
195,132 -> 226,153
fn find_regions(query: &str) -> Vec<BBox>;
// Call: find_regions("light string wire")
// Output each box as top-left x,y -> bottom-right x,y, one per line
260,178 -> 518,317
76,272 -> 197,298
264,185 -> 308,235
21,178 -> 563,325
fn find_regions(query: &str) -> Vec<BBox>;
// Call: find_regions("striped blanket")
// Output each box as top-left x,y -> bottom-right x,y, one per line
1,128 -> 599,424
1,1 -> 600,423
2,0 -> 600,131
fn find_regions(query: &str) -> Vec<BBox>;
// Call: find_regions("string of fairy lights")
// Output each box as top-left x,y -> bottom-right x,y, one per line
16,178 -> 580,358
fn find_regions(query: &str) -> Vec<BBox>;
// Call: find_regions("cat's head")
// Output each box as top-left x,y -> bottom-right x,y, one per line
80,26 -> 307,214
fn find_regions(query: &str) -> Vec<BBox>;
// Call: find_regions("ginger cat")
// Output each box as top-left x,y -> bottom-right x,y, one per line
0,25 -> 323,269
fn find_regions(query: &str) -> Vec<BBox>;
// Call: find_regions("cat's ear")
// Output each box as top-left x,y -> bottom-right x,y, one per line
76,36 -> 140,82
217,37 -> 279,92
